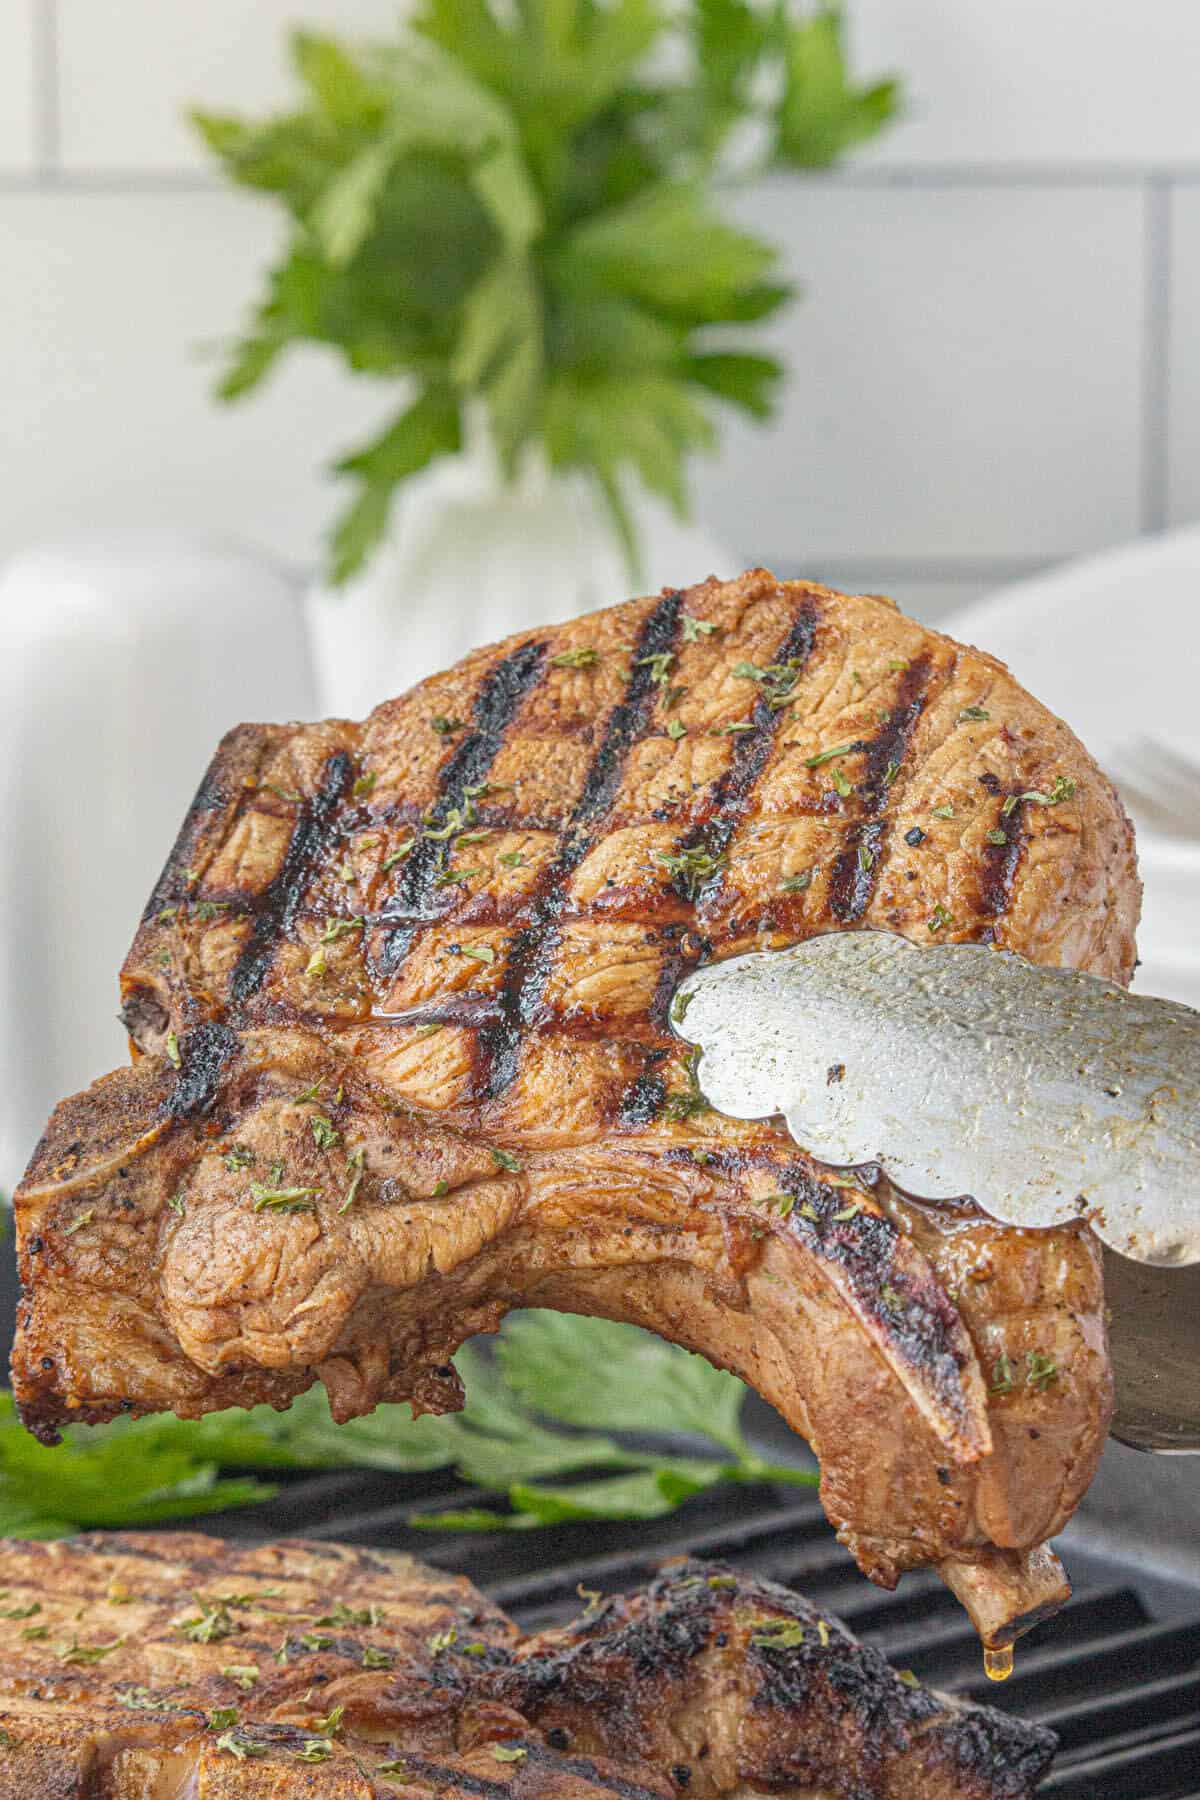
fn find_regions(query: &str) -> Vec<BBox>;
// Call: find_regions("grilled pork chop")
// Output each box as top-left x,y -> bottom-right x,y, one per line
0,1531 -> 1055,1797
11,570 -> 1137,1648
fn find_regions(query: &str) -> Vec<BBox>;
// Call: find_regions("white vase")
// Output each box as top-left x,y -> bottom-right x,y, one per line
0,533 -> 316,1187
305,435 -> 737,718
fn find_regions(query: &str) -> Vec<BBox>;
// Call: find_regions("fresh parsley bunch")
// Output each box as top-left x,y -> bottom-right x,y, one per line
0,1315 -> 813,1538
194,0 -> 898,580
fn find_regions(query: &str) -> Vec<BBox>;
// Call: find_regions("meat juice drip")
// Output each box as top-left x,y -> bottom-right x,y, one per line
983,1644 -> 1014,1682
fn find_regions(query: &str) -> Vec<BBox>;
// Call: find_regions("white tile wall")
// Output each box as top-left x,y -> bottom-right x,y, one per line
1,0 -> 1198,601
56,0 -> 394,172
0,189 -> 391,564
850,0 -> 1200,168
0,0 -> 37,172
696,182 -> 1146,563
1166,185 -> 1200,528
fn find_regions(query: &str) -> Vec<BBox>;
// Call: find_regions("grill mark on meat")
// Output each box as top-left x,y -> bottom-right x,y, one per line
388,1752 -> 515,1798
479,591 -> 684,1099
617,1056 -> 668,1127
773,1163 -> 976,1449
676,606 -> 820,903
376,639 -> 549,979
828,655 -> 934,923
519,1744 -> 671,1800
977,795 -> 1028,929
162,1021 -> 240,1120
230,750 -> 354,1002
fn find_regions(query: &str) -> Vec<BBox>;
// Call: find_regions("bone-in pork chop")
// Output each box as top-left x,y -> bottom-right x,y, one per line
0,1531 -> 1055,1797
10,570 -> 1138,1647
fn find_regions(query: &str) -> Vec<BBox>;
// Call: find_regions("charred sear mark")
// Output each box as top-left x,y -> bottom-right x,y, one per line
977,795 -> 1027,925
828,819 -> 886,923
772,1164 -> 974,1442
376,639 -> 548,978
480,592 -> 684,1098
669,607 -> 820,906
618,1059 -> 668,1127
828,656 -> 933,923
384,1753 -> 514,1800
230,750 -> 354,1002
161,1021 -> 240,1120
518,1745 -> 669,1800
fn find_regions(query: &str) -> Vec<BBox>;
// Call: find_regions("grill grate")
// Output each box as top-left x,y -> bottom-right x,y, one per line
200,1473 -> 1200,1796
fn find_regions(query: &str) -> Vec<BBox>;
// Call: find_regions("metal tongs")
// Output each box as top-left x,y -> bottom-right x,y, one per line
673,932 -> 1200,1454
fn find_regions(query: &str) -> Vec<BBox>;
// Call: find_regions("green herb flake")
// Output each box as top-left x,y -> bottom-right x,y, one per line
882,760 -> 900,786
250,1183 -> 320,1214
670,988 -> 694,1026
805,742 -> 855,769
215,1729 -> 268,1761
339,1147 -> 367,1214
314,1703 -> 345,1738
666,718 -> 688,740
831,766 -> 853,798
832,1202 -> 862,1222
498,850 -> 524,868
431,716 -> 463,736
490,1745 -> 528,1763
1026,1351 -> 1059,1390
428,1627 -> 457,1654
376,1758 -> 410,1778
459,944 -> 496,966
551,646 -> 599,669
711,719 -> 755,735
352,771 -> 377,799
780,869 -> 814,892
310,1115 -> 340,1151
63,1207 -> 95,1238
856,842 -> 874,873
990,1352 -> 1014,1396
293,1739 -> 334,1763
21,1625 -> 49,1640
57,1635 -> 124,1665
706,1574 -> 738,1590
382,841 -> 415,871
165,1031 -> 182,1069
221,1664 -> 260,1690
958,705 -> 990,722
986,827 -> 1008,845
491,1147 -> 523,1173
880,1284 -> 905,1310
654,846 -> 727,898
931,803 -> 955,819
223,1145 -> 256,1171
887,659 -> 910,673
681,615 -> 718,642
927,902 -> 953,934
116,1686 -> 173,1710
305,946 -> 327,979
897,1668 -> 920,1688
797,1200 -> 820,1221
750,1620 -> 805,1649
432,1179 -> 449,1197
636,651 -> 674,687
0,1601 -> 39,1620
1007,775 -> 1077,811
177,1601 -> 238,1644
414,1022 -> 443,1039
320,915 -> 365,944
362,1645 -> 395,1669
208,1706 -> 240,1731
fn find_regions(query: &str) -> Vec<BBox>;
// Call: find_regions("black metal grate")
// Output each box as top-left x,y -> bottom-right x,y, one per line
200,1472 -> 1200,1797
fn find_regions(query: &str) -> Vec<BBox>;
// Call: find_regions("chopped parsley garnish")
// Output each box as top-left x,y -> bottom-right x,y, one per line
250,1184 -> 320,1214
432,1179 -> 450,1197
958,705 -> 990,722
551,646 -> 599,668
57,1635 -> 124,1664
750,1620 -> 805,1648
681,615 -> 718,642
431,716 -> 463,735
805,741 -> 855,768
223,1145 -> 256,1171
986,827 -> 1008,845
654,845 -> 727,897
887,658 -> 909,672
459,944 -> 495,965
293,1738 -> 334,1762
320,915 -> 365,944
0,1601 -> 39,1619
314,1602 -> 381,1629
1026,1351 -> 1059,1390
305,946 -> 327,978
339,1147 -> 367,1214
666,718 -> 688,740
310,1115 -> 340,1151
663,1047 -> 711,1121
215,1729 -> 268,1761
857,842 -> 875,873
428,1626 -> 457,1653
165,1031 -> 182,1069
990,1352 -> 1014,1395
414,1022 -> 442,1038
491,1147 -> 523,1173
168,1192 -> 186,1217
931,803 -> 955,819
928,903 -> 953,933
832,1202 -> 862,1222
352,771 -> 377,798
780,869 -> 813,892
670,987 -> 694,1026
636,650 -> 674,686
1003,775 -> 1077,814
382,841 -> 414,870
63,1208 -> 95,1238
177,1601 -> 238,1643
711,718 -> 754,734
498,850 -> 524,867
490,1745 -> 528,1763
362,1645 -> 395,1668
221,1664 -> 260,1690
831,766 -> 852,798
208,1707 -> 240,1731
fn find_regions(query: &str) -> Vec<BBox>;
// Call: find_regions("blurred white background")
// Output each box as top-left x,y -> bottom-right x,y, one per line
4,0 -> 1200,618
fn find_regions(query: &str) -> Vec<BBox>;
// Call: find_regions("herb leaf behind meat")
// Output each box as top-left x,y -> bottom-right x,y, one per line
0,1316 -> 815,1539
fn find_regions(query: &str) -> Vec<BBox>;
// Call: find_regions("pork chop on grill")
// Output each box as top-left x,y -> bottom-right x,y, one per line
10,570 -> 1137,1648
0,1531 -> 1056,1797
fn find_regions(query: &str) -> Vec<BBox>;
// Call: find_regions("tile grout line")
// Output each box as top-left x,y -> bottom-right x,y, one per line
1140,176 -> 1173,535
30,0 -> 60,179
